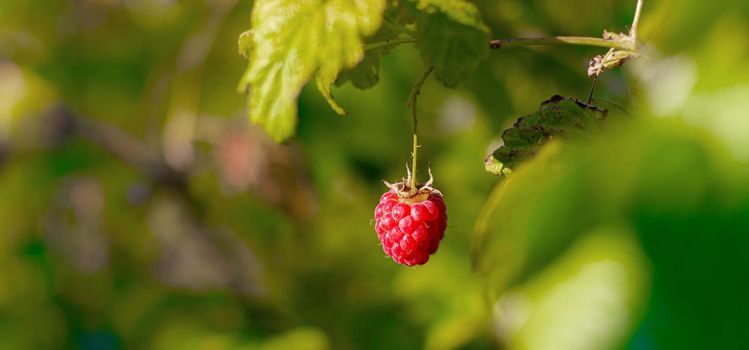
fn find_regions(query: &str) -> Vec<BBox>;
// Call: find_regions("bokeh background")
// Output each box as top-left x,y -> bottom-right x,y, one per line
2,0 -> 749,349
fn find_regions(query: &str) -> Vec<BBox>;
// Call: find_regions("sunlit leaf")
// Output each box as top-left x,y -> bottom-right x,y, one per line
237,0 -> 386,142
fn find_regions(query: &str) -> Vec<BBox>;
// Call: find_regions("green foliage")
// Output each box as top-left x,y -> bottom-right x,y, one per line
336,7 -> 404,89
411,0 -> 490,87
473,118 -> 749,348
485,95 -> 609,176
238,0 -> 491,141
237,0 -> 386,141
4,0 -> 749,349
494,226 -> 649,350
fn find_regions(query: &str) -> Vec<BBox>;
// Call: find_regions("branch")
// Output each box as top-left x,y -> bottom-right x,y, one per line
365,1 -> 645,54
364,35 -> 635,53
489,36 -> 634,50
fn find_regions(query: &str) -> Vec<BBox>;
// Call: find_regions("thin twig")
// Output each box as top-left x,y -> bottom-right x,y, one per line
490,36 -> 634,50
587,75 -> 599,104
406,66 -> 434,188
364,37 -> 417,52
365,35 -> 634,53
588,47 -> 616,101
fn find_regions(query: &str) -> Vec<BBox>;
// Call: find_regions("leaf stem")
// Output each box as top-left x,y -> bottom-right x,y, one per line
364,37 -> 417,51
489,36 -> 634,50
407,66 -> 434,189
587,75 -> 598,104
588,47 -> 615,101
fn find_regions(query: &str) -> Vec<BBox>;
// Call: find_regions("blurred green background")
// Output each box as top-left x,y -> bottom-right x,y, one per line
1,0 -> 749,349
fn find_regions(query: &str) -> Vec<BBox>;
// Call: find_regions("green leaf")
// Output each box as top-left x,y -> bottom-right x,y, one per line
473,117 -> 749,304
336,6 -> 403,90
486,95 -> 608,175
412,0 -> 490,87
335,49 -> 384,90
476,118 -> 749,347
493,227 -> 649,350
237,0 -> 386,142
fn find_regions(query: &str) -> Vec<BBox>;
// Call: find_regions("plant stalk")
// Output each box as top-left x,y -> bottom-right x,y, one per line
407,66 -> 434,189
365,36 -> 635,53
489,36 -> 634,50
363,37 -> 417,51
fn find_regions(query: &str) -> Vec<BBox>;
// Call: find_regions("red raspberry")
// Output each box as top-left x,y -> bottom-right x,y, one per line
374,180 -> 447,266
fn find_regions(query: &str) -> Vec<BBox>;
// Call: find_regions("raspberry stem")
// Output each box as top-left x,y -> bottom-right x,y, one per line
407,66 -> 435,189
411,133 -> 418,189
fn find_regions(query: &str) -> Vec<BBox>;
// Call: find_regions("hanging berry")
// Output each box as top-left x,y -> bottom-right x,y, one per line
375,172 -> 447,266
